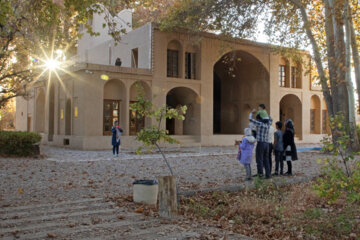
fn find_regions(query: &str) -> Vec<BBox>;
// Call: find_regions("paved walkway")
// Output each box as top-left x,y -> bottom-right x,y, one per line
0,144 -> 325,239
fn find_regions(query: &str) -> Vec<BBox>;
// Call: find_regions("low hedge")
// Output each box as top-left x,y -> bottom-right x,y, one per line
0,131 -> 42,157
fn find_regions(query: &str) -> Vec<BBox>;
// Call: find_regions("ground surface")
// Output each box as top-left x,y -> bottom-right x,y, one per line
0,144 -> 324,239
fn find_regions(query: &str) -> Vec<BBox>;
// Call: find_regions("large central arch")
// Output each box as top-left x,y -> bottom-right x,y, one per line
213,50 -> 270,134
166,87 -> 200,135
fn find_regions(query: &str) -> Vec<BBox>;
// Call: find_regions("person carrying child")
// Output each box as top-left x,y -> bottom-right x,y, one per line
238,128 -> 256,181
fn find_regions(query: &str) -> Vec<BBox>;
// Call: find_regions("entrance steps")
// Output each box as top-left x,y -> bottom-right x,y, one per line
172,135 -> 201,147
0,198 -> 249,239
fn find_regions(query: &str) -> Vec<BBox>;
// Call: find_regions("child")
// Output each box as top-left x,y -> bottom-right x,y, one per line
257,104 -> 269,123
273,121 -> 284,175
239,128 -> 256,181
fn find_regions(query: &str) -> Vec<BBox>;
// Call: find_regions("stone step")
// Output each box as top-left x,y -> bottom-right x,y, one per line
0,208 -> 117,227
0,210 -> 142,237
1,200 -> 114,221
0,197 -> 103,214
1,218 -> 158,240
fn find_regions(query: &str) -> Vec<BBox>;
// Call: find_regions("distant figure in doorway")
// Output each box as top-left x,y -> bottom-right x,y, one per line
283,119 -> 298,176
111,121 -> 123,156
115,58 -> 122,66
239,128 -> 256,181
273,121 -> 284,176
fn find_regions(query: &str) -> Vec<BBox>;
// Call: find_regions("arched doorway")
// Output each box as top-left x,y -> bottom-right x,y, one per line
280,94 -> 302,139
166,87 -> 200,135
129,81 -> 151,135
213,50 -> 270,134
310,95 -> 321,134
35,88 -> 45,133
65,99 -> 72,135
103,79 -> 126,135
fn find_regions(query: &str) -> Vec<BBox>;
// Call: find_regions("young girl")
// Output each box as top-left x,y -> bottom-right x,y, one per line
239,128 -> 256,181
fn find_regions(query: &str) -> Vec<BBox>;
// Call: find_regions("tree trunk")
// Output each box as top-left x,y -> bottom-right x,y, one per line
344,0 -> 359,150
157,176 -> 178,218
348,5 -> 360,113
291,0 -> 334,116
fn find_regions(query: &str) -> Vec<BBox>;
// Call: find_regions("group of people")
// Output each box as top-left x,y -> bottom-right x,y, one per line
238,104 -> 298,181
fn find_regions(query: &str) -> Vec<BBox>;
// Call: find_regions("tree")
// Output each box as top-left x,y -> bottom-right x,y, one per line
156,0 -> 360,150
0,0 -> 130,108
129,83 -> 187,176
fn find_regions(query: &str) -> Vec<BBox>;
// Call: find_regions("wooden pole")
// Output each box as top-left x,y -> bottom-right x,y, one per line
157,176 -> 177,218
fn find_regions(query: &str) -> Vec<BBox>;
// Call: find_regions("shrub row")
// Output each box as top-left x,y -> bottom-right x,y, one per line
0,131 -> 41,157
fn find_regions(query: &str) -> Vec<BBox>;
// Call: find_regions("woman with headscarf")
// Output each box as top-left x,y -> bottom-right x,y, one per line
283,119 -> 298,176
111,121 -> 123,156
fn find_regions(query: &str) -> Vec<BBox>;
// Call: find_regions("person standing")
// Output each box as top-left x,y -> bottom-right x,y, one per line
239,128 -> 256,181
283,119 -> 298,176
249,109 -> 272,179
111,121 -> 123,156
267,123 -> 275,174
273,121 -> 284,176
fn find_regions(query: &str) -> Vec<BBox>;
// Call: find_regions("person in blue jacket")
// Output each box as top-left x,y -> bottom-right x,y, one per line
111,121 -> 123,156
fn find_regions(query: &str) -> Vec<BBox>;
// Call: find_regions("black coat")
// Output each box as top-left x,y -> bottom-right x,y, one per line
283,128 -> 298,160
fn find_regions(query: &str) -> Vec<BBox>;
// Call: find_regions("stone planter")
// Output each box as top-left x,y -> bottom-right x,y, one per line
133,179 -> 158,205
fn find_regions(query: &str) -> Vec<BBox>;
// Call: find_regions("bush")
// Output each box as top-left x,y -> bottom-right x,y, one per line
0,131 -> 41,157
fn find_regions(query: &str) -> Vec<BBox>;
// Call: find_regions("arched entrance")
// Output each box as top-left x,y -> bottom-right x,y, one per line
103,79 -> 126,135
35,88 -> 45,133
166,87 -> 200,135
129,81 -> 151,135
213,50 -> 270,134
280,94 -> 302,139
310,95 -> 321,134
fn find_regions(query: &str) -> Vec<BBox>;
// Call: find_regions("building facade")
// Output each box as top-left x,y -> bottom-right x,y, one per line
16,10 -> 330,150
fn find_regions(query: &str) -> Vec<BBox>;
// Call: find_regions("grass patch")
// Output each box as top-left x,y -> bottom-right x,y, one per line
180,181 -> 360,240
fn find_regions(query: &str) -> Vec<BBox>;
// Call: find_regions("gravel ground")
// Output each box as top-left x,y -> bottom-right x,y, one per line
0,144 -> 336,239
0,144 -> 326,207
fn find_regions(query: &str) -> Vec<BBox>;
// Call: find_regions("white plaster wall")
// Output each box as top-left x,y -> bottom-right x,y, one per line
84,23 -> 152,69
77,7 -> 133,62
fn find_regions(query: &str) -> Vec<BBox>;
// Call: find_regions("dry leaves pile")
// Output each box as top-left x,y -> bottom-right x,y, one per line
179,182 -> 360,240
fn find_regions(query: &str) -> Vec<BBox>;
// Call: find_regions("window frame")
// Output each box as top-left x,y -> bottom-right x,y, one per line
279,65 -> 286,87
103,99 -> 121,136
167,49 -> 179,78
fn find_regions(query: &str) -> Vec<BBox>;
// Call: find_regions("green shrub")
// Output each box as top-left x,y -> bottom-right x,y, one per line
0,131 -> 41,157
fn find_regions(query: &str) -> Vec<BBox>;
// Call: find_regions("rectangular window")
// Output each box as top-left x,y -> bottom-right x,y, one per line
279,65 -> 286,87
167,49 -> 179,77
291,66 -> 296,88
131,48 -> 138,68
185,52 -> 196,79
310,109 -> 315,133
103,99 -> 121,135
322,110 -> 327,133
